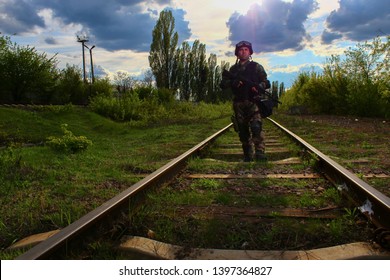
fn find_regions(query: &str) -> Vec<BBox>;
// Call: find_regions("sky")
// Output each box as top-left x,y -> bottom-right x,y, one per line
0,0 -> 389,88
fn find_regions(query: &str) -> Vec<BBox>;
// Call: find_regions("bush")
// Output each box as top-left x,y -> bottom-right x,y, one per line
89,77 -> 113,99
89,92 -> 144,121
46,124 -> 92,153
89,92 -> 232,126
53,65 -> 84,104
0,35 -> 58,104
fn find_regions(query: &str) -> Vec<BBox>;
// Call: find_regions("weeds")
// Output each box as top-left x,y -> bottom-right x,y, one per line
322,188 -> 342,205
361,141 -> 374,149
46,124 -> 92,153
0,147 -> 31,195
343,207 -> 359,224
190,178 -> 221,190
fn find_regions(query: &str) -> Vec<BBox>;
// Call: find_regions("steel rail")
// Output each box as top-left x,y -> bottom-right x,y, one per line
16,124 -> 232,260
268,118 -> 390,230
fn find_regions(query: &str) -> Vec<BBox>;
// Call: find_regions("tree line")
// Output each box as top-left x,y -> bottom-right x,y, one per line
149,10 -> 228,103
148,10 -> 283,103
280,36 -> 389,118
0,35 -> 111,105
0,10 -> 284,106
1,9 -> 387,118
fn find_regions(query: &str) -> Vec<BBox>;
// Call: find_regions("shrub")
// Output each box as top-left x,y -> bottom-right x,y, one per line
46,124 -> 92,153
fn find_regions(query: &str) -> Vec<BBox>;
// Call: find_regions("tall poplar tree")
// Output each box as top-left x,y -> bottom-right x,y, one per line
190,40 -> 208,102
148,10 -> 179,89
176,41 -> 191,100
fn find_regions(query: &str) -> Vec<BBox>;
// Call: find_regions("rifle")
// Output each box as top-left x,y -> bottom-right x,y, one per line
222,69 -> 281,105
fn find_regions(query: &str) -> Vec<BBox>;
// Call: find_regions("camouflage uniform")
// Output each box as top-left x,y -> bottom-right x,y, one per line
221,59 -> 269,161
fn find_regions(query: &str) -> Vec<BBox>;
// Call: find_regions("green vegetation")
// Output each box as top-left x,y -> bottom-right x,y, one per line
0,103 -> 231,256
148,10 -> 230,103
46,124 -> 93,153
2,13 -> 388,118
280,36 -> 390,118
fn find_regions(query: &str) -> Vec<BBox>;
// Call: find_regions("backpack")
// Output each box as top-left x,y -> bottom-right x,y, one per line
259,99 -> 274,118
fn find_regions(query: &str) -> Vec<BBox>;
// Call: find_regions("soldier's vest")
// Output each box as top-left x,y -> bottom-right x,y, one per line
230,61 -> 261,102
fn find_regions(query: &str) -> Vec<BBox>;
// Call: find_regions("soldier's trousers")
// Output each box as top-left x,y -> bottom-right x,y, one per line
233,100 -> 265,156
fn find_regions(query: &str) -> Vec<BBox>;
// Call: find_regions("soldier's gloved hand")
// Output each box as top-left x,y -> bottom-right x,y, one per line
232,79 -> 243,88
264,79 -> 271,89
252,95 -> 261,102
258,83 -> 265,91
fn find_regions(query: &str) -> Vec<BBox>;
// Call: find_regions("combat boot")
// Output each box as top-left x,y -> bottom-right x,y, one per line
255,150 -> 267,162
242,144 -> 253,162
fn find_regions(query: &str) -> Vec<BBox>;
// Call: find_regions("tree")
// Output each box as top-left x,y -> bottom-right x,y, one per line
113,71 -> 135,94
54,64 -> 84,104
149,10 -> 179,89
278,82 -> 285,98
141,69 -> 155,87
323,54 -> 350,114
331,36 -> 389,116
281,36 -> 389,117
190,40 -> 208,102
0,35 -> 58,104
205,56 -> 228,103
206,54 -> 218,103
174,41 -> 191,100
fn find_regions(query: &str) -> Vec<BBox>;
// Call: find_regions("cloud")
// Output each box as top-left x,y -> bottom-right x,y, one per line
226,0 -> 319,53
0,0 -> 45,34
169,8 -> 192,45
321,29 -> 342,43
321,0 -> 390,43
93,65 -> 111,78
0,0 -> 191,52
44,36 -> 58,45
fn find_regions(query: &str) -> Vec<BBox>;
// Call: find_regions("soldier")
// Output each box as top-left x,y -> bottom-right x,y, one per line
221,41 -> 270,162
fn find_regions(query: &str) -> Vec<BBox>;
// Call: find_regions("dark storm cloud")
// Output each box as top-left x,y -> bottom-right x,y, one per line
226,0 -> 318,53
0,0 -> 45,34
321,30 -> 342,44
322,0 -> 390,43
0,0 -> 191,52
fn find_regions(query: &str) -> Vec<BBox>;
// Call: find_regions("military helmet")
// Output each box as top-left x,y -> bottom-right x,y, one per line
235,41 -> 253,56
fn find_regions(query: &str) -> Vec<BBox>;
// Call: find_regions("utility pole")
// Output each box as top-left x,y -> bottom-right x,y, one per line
77,35 -> 89,83
85,45 -> 95,83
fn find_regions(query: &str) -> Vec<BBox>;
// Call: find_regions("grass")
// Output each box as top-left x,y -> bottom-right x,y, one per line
0,104 -> 231,256
128,167 -> 357,251
271,112 -> 389,190
151,176 -> 338,207
1,107 -> 383,258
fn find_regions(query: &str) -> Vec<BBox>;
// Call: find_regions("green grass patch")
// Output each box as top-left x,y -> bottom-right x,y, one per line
0,104 -> 231,255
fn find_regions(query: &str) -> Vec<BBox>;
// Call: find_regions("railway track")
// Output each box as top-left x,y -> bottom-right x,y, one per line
12,118 -> 390,260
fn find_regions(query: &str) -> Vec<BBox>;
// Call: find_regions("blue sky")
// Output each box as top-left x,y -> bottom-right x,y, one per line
1,0 -> 389,88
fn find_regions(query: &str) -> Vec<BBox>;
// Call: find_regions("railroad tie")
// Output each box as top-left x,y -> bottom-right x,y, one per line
119,237 -> 390,260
